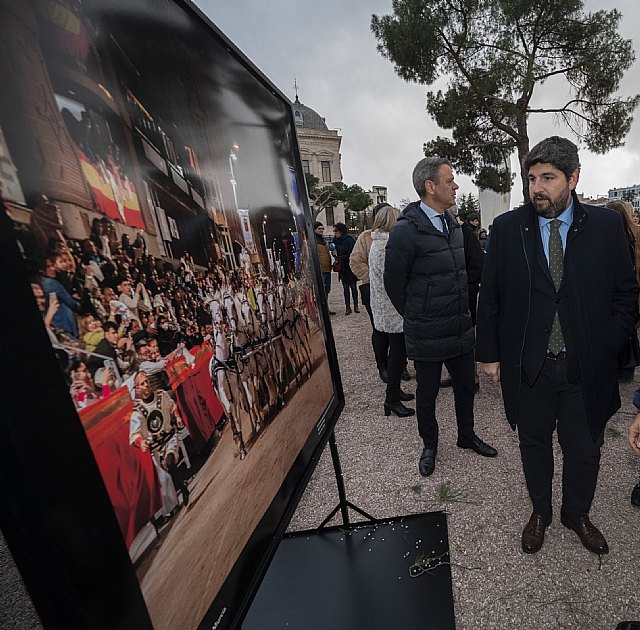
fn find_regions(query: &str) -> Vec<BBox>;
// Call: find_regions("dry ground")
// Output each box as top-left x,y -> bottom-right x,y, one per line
286,277 -> 640,630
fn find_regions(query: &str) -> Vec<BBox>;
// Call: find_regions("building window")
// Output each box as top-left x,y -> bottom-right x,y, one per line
326,207 -> 335,225
321,161 -> 331,182
302,160 -> 310,174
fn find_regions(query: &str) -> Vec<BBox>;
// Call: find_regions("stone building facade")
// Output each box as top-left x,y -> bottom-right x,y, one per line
292,96 -> 345,229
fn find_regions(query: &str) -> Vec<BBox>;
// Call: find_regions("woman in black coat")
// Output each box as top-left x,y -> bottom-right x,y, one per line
332,222 -> 359,315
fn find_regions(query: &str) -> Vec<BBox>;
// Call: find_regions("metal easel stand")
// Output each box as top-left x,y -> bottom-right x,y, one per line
318,432 -> 377,529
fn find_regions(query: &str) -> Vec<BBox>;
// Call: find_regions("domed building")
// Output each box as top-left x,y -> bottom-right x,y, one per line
292,95 -> 345,228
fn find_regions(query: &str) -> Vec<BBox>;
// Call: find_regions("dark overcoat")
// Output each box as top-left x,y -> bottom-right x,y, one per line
476,192 -> 639,439
384,202 -> 475,361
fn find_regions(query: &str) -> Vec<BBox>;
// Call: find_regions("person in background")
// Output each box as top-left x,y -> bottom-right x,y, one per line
313,221 -> 336,315
478,228 -> 488,252
605,199 -> 640,383
368,205 -> 415,417
332,222 -> 359,315
629,392 -> 640,507
461,211 -> 485,391
477,136 -> 638,555
350,203 -> 391,381
385,157 -> 497,478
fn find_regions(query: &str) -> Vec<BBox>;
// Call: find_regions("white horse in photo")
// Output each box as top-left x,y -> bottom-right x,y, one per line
209,322 -> 247,460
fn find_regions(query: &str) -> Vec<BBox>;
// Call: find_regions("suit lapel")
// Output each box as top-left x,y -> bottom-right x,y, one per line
520,204 -> 552,285
535,224 -> 554,286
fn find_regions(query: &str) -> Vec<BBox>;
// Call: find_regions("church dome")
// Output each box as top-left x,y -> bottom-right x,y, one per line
292,95 -> 329,131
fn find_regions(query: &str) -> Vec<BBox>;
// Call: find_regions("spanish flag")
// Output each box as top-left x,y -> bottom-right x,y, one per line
77,149 -> 145,229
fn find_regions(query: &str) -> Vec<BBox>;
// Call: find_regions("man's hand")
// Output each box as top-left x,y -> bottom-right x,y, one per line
479,362 -> 500,383
628,411 -> 640,455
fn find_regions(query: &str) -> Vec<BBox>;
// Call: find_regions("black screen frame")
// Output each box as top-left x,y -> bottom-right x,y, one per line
0,1 -> 345,627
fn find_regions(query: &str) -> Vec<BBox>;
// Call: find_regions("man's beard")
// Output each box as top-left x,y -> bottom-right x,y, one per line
532,188 -> 571,218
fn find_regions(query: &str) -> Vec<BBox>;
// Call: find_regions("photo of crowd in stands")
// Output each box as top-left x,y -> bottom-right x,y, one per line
1,1 -> 336,627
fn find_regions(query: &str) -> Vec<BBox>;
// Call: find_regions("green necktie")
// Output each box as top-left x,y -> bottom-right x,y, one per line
548,219 -> 564,354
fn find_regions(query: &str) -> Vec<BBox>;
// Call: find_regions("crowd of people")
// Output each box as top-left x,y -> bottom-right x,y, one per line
23,204 -> 319,528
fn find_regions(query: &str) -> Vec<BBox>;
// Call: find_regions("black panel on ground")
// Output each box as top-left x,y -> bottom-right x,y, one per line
243,512 -> 455,630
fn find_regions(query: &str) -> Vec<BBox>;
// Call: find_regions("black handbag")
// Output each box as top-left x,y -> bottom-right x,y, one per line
619,331 -> 640,370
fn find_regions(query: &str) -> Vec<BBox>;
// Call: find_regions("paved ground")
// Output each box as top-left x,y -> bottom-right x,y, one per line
288,278 -> 640,630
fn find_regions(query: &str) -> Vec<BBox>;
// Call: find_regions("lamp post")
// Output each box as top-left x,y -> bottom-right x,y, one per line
262,213 -> 268,252
228,144 -> 239,211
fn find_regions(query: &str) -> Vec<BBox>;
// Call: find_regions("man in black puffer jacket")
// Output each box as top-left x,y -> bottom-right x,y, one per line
384,157 -> 497,477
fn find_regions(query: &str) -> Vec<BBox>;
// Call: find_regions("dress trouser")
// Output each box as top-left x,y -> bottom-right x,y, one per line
385,333 -> 407,403
517,357 -> 603,521
359,283 -> 390,370
414,350 -> 476,448
322,272 -> 331,297
342,278 -> 358,306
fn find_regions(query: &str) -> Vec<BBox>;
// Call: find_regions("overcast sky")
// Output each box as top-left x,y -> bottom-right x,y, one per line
196,0 -> 640,207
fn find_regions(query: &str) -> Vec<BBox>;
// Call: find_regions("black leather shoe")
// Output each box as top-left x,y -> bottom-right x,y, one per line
456,434 -> 498,457
383,401 -> 415,417
632,482 -> 640,507
401,368 -> 411,381
329,310 -> 336,315
398,389 -> 415,401
440,377 -> 452,387
419,447 -> 437,477
378,368 -> 389,383
521,512 -> 551,554
560,511 -> 609,554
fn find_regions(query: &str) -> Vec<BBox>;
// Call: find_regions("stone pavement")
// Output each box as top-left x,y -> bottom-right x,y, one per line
288,279 -> 640,630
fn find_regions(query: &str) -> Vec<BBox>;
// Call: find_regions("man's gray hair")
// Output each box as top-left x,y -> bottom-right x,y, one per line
412,157 -> 452,197
524,136 -> 581,180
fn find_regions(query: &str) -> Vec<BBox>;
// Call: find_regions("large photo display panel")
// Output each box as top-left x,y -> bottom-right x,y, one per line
0,0 -> 341,627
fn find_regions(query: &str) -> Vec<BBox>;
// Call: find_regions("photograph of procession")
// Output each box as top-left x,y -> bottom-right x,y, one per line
1,0 -> 337,627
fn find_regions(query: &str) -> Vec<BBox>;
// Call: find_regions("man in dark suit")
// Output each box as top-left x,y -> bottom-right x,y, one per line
477,136 -> 638,555
385,157 -> 497,477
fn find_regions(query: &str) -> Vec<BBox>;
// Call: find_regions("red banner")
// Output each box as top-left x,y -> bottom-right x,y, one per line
78,343 -> 224,547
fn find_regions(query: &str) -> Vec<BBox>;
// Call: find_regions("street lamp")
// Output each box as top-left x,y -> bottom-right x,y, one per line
262,214 -> 268,252
229,145 -> 239,211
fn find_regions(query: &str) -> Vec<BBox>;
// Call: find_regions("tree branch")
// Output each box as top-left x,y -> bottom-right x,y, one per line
436,27 -> 519,140
532,65 -> 581,82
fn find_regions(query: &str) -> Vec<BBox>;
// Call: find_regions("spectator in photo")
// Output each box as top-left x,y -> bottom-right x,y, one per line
87,320 -> 119,378
40,257 -> 81,339
68,359 -> 100,409
79,314 -> 105,353
118,279 -> 143,324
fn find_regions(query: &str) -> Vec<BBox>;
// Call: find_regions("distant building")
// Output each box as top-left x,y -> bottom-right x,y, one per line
608,185 -> 640,209
577,193 -> 609,206
478,187 -> 511,228
292,95 -> 345,228
368,185 -> 387,206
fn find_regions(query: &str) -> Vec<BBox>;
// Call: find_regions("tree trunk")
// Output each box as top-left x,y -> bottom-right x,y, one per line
517,143 -> 530,203
516,114 -> 530,204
